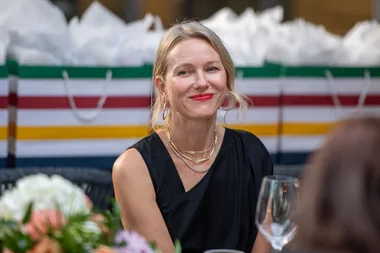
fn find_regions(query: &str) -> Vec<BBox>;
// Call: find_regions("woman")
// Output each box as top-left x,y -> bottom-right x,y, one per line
295,116 -> 380,253
112,21 -> 273,253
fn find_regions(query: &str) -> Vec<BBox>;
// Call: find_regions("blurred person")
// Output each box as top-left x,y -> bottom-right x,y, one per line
294,116 -> 380,253
112,21 -> 273,253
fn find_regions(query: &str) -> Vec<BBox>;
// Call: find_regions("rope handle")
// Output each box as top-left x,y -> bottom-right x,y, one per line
324,69 -> 371,117
62,70 -> 112,123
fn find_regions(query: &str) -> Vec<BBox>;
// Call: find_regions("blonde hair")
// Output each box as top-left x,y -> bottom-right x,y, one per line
151,20 -> 248,130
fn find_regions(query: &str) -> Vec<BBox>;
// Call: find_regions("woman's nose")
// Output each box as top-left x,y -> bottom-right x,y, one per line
194,71 -> 209,89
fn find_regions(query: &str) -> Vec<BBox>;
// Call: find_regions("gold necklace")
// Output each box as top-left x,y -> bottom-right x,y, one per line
177,143 -> 214,155
165,128 -> 217,163
176,135 -> 215,155
166,129 -> 217,164
165,128 -> 218,173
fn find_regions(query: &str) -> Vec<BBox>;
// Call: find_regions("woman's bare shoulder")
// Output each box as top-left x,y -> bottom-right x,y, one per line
112,148 -> 153,192
113,148 -> 145,173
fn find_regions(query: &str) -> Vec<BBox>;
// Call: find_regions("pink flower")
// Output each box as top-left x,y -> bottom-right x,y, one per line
113,230 -> 154,253
28,237 -> 62,253
94,245 -> 118,253
22,210 -> 66,240
85,195 -> 93,210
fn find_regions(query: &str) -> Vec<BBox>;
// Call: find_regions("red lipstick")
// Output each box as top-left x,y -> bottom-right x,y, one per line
190,93 -> 214,101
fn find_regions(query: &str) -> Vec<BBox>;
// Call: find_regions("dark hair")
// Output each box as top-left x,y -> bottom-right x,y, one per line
295,116 -> 380,253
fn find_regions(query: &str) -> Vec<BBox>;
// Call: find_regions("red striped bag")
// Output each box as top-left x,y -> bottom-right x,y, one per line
226,65 -> 282,163
8,63 -> 152,168
279,66 -> 380,165
7,63 -> 283,168
0,64 -> 8,167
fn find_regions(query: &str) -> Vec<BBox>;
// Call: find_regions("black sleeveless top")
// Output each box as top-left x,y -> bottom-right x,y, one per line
130,128 -> 273,253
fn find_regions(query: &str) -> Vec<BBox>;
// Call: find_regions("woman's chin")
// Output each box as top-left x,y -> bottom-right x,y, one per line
189,111 -> 218,120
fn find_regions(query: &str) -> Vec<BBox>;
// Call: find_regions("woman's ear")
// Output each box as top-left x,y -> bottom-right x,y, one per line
155,76 -> 166,97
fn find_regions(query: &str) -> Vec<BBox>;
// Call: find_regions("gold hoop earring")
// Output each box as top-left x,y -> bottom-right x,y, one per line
162,100 -> 169,120
220,91 -> 237,111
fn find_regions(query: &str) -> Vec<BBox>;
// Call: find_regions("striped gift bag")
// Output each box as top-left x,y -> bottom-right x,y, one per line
8,63 -> 153,169
222,65 -> 282,163
0,64 -> 8,167
279,66 -> 380,165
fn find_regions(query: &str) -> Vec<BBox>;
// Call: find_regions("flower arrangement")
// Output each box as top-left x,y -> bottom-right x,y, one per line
0,174 -> 181,253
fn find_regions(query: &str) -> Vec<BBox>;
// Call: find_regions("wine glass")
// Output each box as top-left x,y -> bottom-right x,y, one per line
255,175 -> 300,252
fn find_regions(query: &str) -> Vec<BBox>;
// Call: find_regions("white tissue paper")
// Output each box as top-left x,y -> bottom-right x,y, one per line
0,0 -> 74,65
337,20 -> 380,66
0,0 -> 378,67
265,18 -> 342,66
79,0 -> 126,31
69,1 -> 164,66
0,0 -> 165,66
68,0 -> 128,66
202,6 -> 380,66
201,6 -> 284,66
113,15 -> 165,66
263,14 -> 380,66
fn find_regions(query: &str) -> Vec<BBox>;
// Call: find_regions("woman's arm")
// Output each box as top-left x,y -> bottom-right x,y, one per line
112,148 -> 174,253
251,232 -> 271,253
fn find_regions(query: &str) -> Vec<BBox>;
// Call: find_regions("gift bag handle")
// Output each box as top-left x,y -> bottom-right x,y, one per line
324,69 -> 371,117
62,70 -> 112,123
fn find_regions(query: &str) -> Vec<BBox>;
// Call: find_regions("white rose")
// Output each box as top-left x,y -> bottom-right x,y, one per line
0,201 -> 13,219
0,174 -> 90,220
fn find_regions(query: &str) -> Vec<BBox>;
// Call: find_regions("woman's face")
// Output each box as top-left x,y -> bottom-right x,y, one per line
160,38 -> 228,120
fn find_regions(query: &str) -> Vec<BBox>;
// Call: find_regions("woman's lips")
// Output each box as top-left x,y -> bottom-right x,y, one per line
190,93 -> 214,101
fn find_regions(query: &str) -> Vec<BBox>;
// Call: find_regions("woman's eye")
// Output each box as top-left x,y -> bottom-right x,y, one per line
178,70 -> 189,76
207,66 -> 219,72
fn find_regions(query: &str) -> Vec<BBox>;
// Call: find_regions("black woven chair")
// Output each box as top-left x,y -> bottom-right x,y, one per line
274,165 -> 304,178
0,167 -> 114,211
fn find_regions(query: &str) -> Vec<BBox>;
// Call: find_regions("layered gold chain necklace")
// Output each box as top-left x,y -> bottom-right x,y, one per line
164,128 -> 218,173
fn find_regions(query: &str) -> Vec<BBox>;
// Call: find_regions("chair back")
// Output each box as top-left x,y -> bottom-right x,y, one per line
0,167 -> 114,211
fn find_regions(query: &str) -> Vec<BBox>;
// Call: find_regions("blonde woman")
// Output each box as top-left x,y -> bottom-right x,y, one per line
113,21 -> 273,253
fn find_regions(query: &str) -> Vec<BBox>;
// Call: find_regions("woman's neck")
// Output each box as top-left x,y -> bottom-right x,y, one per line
167,115 -> 217,153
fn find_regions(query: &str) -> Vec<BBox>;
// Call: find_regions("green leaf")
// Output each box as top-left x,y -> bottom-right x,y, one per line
99,208 -> 122,246
52,211 -> 98,253
58,228 -> 81,253
115,240 -> 127,247
2,230 -> 33,253
0,219 -> 22,253
0,219 -> 19,239
22,202 -> 34,224
111,199 -> 121,218
66,213 -> 91,225
149,241 -> 157,250
174,239 -> 182,253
